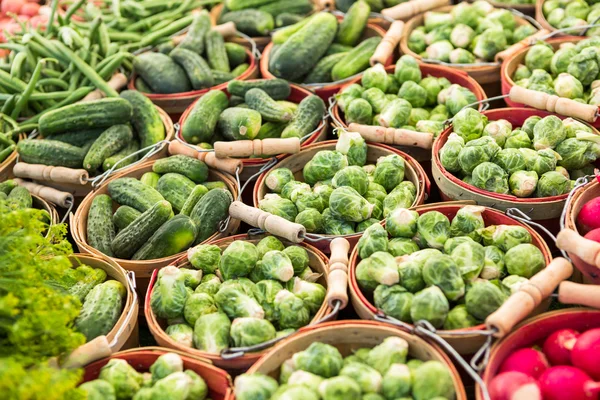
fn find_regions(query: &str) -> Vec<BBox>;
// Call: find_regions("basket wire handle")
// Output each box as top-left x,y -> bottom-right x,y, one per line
506,7 -> 542,31
560,175 -> 595,231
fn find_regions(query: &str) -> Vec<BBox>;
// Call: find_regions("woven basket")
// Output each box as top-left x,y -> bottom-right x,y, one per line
32,193 -> 59,230
253,140 -> 430,254
0,129 -> 24,181
348,202 -> 553,355
145,233 -> 332,372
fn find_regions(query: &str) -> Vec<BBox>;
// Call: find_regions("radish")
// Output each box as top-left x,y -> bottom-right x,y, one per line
20,2 -> 39,17
489,371 -> 542,400
572,328 -> 600,380
539,366 -> 600,400
0,0 -> 26,16
584,227 -> 600,244
498,348 -> 549,379
578,196 -> 600,235
543,329 -> 580,366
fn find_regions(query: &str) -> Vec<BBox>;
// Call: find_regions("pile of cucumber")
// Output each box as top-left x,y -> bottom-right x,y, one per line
0,180 -> 38,211
16,91 -> 165,174
134,11 -> 250,95
0,117 -> 18,166
87,155 -> 233,261
181,79 -> 326,146
269,4 -> 381,84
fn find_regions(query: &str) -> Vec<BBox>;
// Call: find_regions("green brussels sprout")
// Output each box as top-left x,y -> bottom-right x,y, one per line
416,211 -> 450,250
424,11 -> 454,30
188,244 -> 221,274
425,40 -> 454,62
397,258 -> 425,293
480,224 -> 532,251
184,293 -> 218,326
274,289 -> 310,329
450,205 -> 485,240
549,46 -> 575,76
256,236 -> 285,259
281,181 -> 311,202
378,99 -> 412,128
295,191 -> 325,213
195,274 -> 221,296
357,223 -> 388,259
332,166 -> 369,196
293,342 -> 344,378
443,304 -> 479,330
272,385 -> 319,400
386,74 -> 400,95
179,268 -> 202,289
287,277 -> 325,314
287,370 -> 324,388
471,162 -> 509,194
408,29 -> 427,55
214,285 -> 264,319
451,2 -> 481,29
185,370 -> 208,400
219,278 -> 260,300
357,218 -> 380,232
502,275 -> 529,293
230,317 -> 276,347
149,353 -> 183,384
568,47 -> 600,87
556,137 -> 600,170
219,241 -> 259,280
412,361 -> 456,400
407,108 -> 430,127
480,118 -> 512,146
556,166 -> 570,179
525,43 -> 554,72
431,104 -> 450,119
425,25 -> 452,45
444,84 -> 478,116
346,98 -> 373,125
509,170 -> 538,198
266,168 -> 295,193
259,194 -> 298,222
362,64 -> 389,92
542,0 -> 560,15
410,286 -> 449,328
234,373 -> 279,400
533,115 -> 566,150
389,238 -> 421,257
295,208 -> 324,233
381,363 -> 412,399
336,131 -> 367,167
322,208 -> 356,235
547,7 -> 565,27
513,64 -> 532,82
374,284 -> 414,322
257,250 -> 295,282
444,236 -> 477,253
366,336 -> 408,375
409,248 -> 444,267
418,76 -> 443,106
98,359 -> 142,400
165,323 -> 194,347
356,251 -> 400,291
339,362 -> 383,394
554,73 -> 584,99
494,148 -> 527,175
450,240 -> 486,281
255,279 -> 283,321
395,55 -> 422,84
151,371 -> 192,400
382,185 -> 416,217
472,28 -> 506,61
303,151 -> 348,186
416,120 -> 445,136
282,360 -> 298,385
314,183 -> 334,205
406,358 -> 424,371
520,117 -> 540,140
505,129 -> 532,149
453,108 -> 487,143
565,0 -> 590,19
362,88 -> 390,114
513,24 -> 537,43
398,81 -> 427,108
151,266 -> 189,319
422,254 -> 466,300
563,117 -> 593,139
528,69 -> 553,89
449,24 -> 476,49
80,380 -> 116,400
336,84 -> 364,113
465,280 -> 507,320
488,8 -> 516,29
504,243 -> 545,278
318,376 -> 361,400
275,246 -> 308,276
530,149 -> 559,176
481,245 -> 506,280
536,170 -> 571,197
440,133 -> 465,172
386,208 -> 419,238
466,136 -> 501,161
329,187 -> 374,222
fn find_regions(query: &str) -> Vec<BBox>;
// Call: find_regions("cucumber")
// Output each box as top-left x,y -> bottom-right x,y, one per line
245,88 -> 293,123
336,0 -> 356,12
205,30 -> 230,73
271,14 -> 315,44
275,13 -> 304,28
108,177 -> 165,212
259,0 -> 313,17
180,184 -> 208,216
181,90 -> 229,144
120,90 -> 165,149
303,52 -> 348,84
157,41 -> 175,54
217,107 -> 262,140
46,128 -> 105,147
87,194 -> 116,257
232,63 -> 250,77
220,10 -> 274,37
133,52 -> 191,94
225,43 -> 247,68
281,95 -> 325,139
269,12 -> 338,81
227,79 -> 291,100
135,77 -> 154,93
277,100 -> 298,114
17,139 -> 86,168
225,0 -> 274,11
74,280 -> 125,341
325,43 -> 354,56
229,95 -> 245,107
68,266 -> 107,303
0,179 -> 16,195
0,192 -> 6,201
110,200 -> 172,259
38,98 -> 133,136
203,181 -> 228,191
7,186 -> 32,209
211,70 -> 235,85
140,172 -> 160,188
83,125 -> 133,173
331,36 -> 381,81
132,215 -> 197,260
113,205 -> 142,231
170,48 -> 214,90
335,0 -> 370,46
152,155 -> 209,183
190,189 -> 232,244
256,121 -> 287,139
178,10 -> 211,54
102,140 -> 140,172
156,173 -> 196,212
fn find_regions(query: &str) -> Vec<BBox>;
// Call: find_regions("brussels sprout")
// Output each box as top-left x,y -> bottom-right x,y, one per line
494,148 -> 527,175
431,104 -> 450,120
397,81 -> 427,108
407,109 -> 430,129
450,240 -> 486,281
280,359 -> 296,384
385,208 -> 418,238
184,292 -> 218,326
406,358 -> 424,372
254,251 -> 294,282
219,241 -> 259,280
566,0 -> 590,19
295,208 -> 324,233
480,120 -> 510,148
480,224 -> 532,252
504,243 -> 545,278
80,380 -> 116,400
556,137 -> 600,170
502,275 -> 529,294
398,259 -> 425,293
234,373 -> 279,400
318,376 -> 361,400
287,370 -> 324,389
281,181 -> 311,203
336,84 -> 364,113
465,136 -> 501,161
409,249 -> 443,267
151,371 -> 192,400
568,47 -> 600,87
274,246 -> 308,276
374,283 -> 414,321
214,286 -> 264,319
230,317 -> 276,347
480,245 -> 506,280
151,266 -> 189,319
416,120 -> 445,136
448,47 -> 476,63
532,115 -> 566,150
412,361 -> 456,400
389,238 -> 421,257
548,46 -> 575,76
530,149 -> 559,176
195,274 -> 221,296
521,115 -> 541,139
382,185 -> 416,217
362,64 -> 389,92
357,218 -> 380,232
219,278 -> 260,299
408,29 -> 427,55
443,304 -> 479,330
274,290 -> 310,329
266,168 -> 295,194
513,64 -> 532,82
295,191 -> 325,214
509,170 -> 538,198
165,324 -> 194,347
410,286 -> 449,328
386,74 -> 400,95
259,194 -> 298,222
314,183 -> 334,205
536,170 -> 571,197
255,279 -> 283,321
425,40 -> 454,62
293,342 -> 344,378
355,223 -> 387,259
362,88 -> 390,114
256,236 -> 285,259
303,151 -> 348,185
505,129 -> 532,149
381,363 -> 412,399
471,162 -> 509,194
356,251 -> 400,291
179,268 -> 202,289
555,166 -> 570,179
416,211 -> 450,250
395,55 -> 422,84
528,69 -> 553,88
378,99 -> 412,128
336,131 -> 367,167
185,370 -> 208,400
450,205 -> 485,240
444,85 -> 478,117
149,353 -> 183,384
453,108 -> 487,142
339,362 -> 383,394
525,43 -> 554,72
425,25 -> 452,46
187,244 -> 221,274
287,277 -> 325,314
513,24 -> 537,43
440,133 -> 465,172
332,166 -> 369,196
563,117 -> 593,139
465,280 -> 507,320
98,359 -> 142,400
424,11 -> 454,30
322,208 -> 356,235
444,236 -> 476,253
418,76 -> 443,106
329,187 -> 374,223
365,336 -> 408,375
346,98 -> 373,125
450,2 -> 481,29
448,23 -> 475,49
554,73 -> 584,99
422,254 -> 466,300
547,7 -> 565,27
472,28 -> 506,61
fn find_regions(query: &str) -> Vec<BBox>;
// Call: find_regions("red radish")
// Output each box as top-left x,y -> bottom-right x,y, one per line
543,329 -> 580,366
489,371 -> 542,400
498,348 -> 549,379
578,197 -> 600,235
572,328 -> 600,380
28,14 -> 46,29
1,0 -> 26,16
585,227 -> 600,243
19,2 -> 39,16
539,366 -> 600,400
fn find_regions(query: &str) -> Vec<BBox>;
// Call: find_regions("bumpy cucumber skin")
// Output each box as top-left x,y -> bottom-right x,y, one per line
331,36 -> 381,81
0,180 -> 16,195
218,107 -> 263,141
259,0 -> 313,17
190,189 -> 232,244
107,177 -> 165,213
203,181 -> 228,191
135,77 -> 154,93
17,139 -> 86,168
170,48 -> 214,90
205,30 -> 230,73
133,52 -> 192,94
87,194 -> 116,257
83,125 -> 133,173
46,128 -> 105,147
219,10 -> 274,37
68,266 -> 107,302
156,173 -> 196,212
225,0 -> 274,11
256,121 -> 287,139
74,280 -> 125,341
112,205 -> 142,231
102,140 -> 140,172
132,215 -> 198,260
120,90 -> 165,149
227,79 -> 291,100
181,90 -> 229,144
7,186 -> 32,209
325,43 -> 354,56
225,42 -> 247,68
303,52 -> 348,84
245,88 -> 292,123
152,155 -> 209,183
335,0 -> 370,46
231,63 -> 250,77
180,184 -> 209,216
281,95 -> 325,139
140,172 -> 160,188
178,10 -> 211,54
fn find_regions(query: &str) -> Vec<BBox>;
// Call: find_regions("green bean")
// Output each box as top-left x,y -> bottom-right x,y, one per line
10,52 -> 28,79
88,17 -> 102,44
107,31 -> 142,42
12,59 -> 53,119
41,68 -> 62,78
98,53 -> 129,80
0,43 -> 26,52
125,0 -> 192,32
97,22 -> 110,57
0,90 -> 89,101
0,144 -> 15,163
0,132 -> 14,147
20,86 -> 94,125
69,70 -> 82,91
25,41 -> 55,60
1,95 -> 16,115
46,0 -> 60,37
37,78 -> 69,90
4,124 -> 38,140
64,0 -> 87,22
0,70 -> 28,92
139,14 -> 194,47
149,18 -> 176,33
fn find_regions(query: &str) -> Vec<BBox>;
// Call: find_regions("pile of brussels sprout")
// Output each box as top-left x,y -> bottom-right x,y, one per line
513,38 -> 600,106
80,353 -> 209,399
542,0 -> 600,36
336,55 -> 478,137
355,206 -> 546,330
439,108 -> 600,198
407,1 -> 537,64
235,339 -> 455,400
262,132 -> 417,235
150,237 -> 327,354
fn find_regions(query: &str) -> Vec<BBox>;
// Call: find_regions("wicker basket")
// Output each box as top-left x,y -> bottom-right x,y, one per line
348,202 -> 553,355
145,233 -> 332,371
253,140 -> 430,253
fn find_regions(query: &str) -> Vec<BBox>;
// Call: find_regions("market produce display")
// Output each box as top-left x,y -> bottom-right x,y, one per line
235,338 -> 456,400
217,0 -> 314,33
80,352 -> 210,399
262,131 -> 418,234
336,55 -> 478,136
439,109 -> 600,198
407,1 -> 537,63
150,236 -> 326,353
0,114 -> 19,165
85,154 -> 232,260
542,0 -> 600,36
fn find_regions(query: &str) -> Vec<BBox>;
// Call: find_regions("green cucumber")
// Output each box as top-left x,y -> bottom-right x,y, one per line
152,155 -> 209,183
87,194 -> 116,257
325,43 -> 354,56
281,95 -> 325,139
220,10 -> 274,37
74,280 -> 125,341
140,172 -> 160,188
303,52 -> 348,84
256,121 -> 287,139
225,43 -> 247,68
227,79 -> 291,100
229,95 -> 245,107
7,186 -> 32,209
112,205 -> 142,231
83,125 -> 133,173
245,88 -> 292,122
178,10 -> 211,54
157,41 -> 175,54
211,70 -> 235,85
232,63 -> 250,77
181,90 -> 229,144
17,139 -> 86,168
205,30 -> 230,73
135,77 -> 154,93
68,266 -> 107,302
335,0 -> 370,46
0,179 -> 17,195
45,128 -> 105,147
277,100 -> 298,114
203,181 -> 228,191
170,48 -> 214,90
107,177 -> 165,212
102,140 -> 140,172
120,90 -> 165,149
275,13 -> 304,28
217,107 -> 262,140
132,215 -> 197,260
180,184 -> 208,216
225,0 -> 274,11
190,189 -> 232,244
271,14 -> 315,44
0,192 -> 6,201
331,36 -> 381,81
259,0 -> 313,17
133,52 -> 191,94
156,173 -> 196,212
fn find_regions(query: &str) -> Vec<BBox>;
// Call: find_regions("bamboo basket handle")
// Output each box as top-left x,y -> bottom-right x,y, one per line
348,123 -> 434,149
13,178 -> 73,208
81,73 -> 128,102
61,336 -> 112,368
370,21 -> 404,66
509,86 -> 598,123
381,0 -> 450,20
556,228 -> 600,268
558,281 -> 600,309
411,201 -> 477,211
213,138 -> 300,158
326,238 -> 350,310
228,201 -> 306,243
486,258 -> 573,338
313,0 -> 334,10
494,29 -> 551,63
213,22 -> 237,38
13,162 -> 89,185
168,141 -> 243,175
